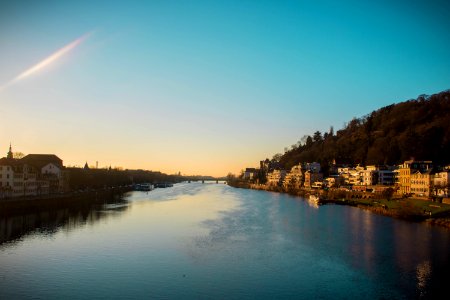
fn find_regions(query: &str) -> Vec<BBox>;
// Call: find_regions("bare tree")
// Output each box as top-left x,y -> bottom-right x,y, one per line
13,152 -> 25,159
272,153 -> 282,162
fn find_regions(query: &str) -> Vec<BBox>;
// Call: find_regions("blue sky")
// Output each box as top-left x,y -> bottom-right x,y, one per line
0,0 -> 449,176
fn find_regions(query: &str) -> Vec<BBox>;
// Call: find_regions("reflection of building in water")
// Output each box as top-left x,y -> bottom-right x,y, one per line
345,208 -> 376,275
0,145 -> 69,198
0,197 -> 129,245
416,260 -> 431,298
392,220 -> 434,284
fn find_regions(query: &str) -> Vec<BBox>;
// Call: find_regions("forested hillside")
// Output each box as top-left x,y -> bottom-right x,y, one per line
279,90 -> 450,173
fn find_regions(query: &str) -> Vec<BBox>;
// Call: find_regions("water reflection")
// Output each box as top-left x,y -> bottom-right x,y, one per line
417,260 -> 431,298
0,195 -> 130,246
1,184 -> 450,299
192,189 -> 450,299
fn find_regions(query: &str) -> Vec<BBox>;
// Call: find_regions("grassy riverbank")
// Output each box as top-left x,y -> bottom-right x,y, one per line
228,181 -> 450,229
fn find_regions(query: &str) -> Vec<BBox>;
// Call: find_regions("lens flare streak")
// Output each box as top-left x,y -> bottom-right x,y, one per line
0,32 -> 90,91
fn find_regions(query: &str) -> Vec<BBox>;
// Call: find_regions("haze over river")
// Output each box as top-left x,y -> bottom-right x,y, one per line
1,182 -> 449,299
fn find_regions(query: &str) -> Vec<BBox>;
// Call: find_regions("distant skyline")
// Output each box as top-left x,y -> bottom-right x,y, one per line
1,0 -> 449,176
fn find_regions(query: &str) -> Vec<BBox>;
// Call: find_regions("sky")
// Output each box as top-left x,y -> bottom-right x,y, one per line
0,0 -> 449,176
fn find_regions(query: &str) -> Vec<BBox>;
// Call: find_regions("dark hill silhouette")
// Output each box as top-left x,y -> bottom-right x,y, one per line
278,90 -> 450,174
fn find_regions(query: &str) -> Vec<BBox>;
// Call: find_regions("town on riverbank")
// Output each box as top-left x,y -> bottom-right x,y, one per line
227,91 -> 450,228
0,144 -> 219,203
228,158 -> 450,227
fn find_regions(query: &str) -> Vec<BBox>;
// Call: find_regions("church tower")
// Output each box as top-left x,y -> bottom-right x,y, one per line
7,143 -> 13,159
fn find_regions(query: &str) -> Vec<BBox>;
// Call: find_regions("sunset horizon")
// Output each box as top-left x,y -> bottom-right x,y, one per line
2,1 -> 449,177
2,1 -> 450,299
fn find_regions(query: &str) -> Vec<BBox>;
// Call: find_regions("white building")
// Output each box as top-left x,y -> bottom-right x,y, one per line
361,170 -> 377,186
434,171 -> 450,197
283,165 -> 303,190
267,169 -> 287,187
0,145 -> 68,198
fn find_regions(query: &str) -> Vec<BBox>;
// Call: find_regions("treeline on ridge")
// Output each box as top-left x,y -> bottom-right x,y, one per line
279,90 -> 450,174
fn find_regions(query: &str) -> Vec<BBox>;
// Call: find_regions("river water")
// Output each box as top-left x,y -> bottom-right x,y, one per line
1,182 -> 449,299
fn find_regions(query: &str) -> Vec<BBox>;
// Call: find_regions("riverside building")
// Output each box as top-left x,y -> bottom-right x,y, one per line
0,145 -> 69,198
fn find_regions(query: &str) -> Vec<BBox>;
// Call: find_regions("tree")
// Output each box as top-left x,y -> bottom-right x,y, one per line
226,173 -> 236,183
272,153 -> 283,162
306,136 -> 313,147
13,152 -> 25,159
313,131 -> 322,142
300,135 -> 309,146
329,126 -> 334,137
381,188 -> 395,201
273,90 -> 450,168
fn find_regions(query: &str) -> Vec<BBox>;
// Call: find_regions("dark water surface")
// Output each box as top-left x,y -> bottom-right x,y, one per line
1,182 -> 449,299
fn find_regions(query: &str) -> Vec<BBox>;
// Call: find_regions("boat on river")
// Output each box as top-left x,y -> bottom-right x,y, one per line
134,183 -> 154,191
154,182 -> 174,188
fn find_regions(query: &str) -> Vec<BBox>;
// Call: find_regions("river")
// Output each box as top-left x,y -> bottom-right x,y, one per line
1,182 -> 449,299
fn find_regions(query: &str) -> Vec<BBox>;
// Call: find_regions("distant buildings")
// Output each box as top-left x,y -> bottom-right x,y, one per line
241,157 -> 450,199
434,171 -> 450,197
243,168 -> 258,180
303,169 -> 323,189
283,165 -> 303,190
267,169 -> 287,187
336,165 -> 395,187
378,170 -> 395,186
0,145 -> 69,198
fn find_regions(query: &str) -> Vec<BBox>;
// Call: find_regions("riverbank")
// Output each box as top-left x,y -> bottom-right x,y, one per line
228,182 -> 450,229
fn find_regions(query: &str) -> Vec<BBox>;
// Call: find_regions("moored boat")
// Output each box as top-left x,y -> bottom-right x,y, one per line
134,183 -> 154,191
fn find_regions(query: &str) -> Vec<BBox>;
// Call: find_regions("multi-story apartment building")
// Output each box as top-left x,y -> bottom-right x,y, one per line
266,169 -> 287,187
361,169 -> 378,186
0,162 -> 14,198
397,160 -> 433,195
283,165 -> 303,190
0,145 -> 68,198
378,170 -> 395,185
243,168 -> 258,181
324,175 -> 342,188
339,166 -> 363,186
433,171 -> 450,197
410,169 -> 435,197
304,170 -> 323,189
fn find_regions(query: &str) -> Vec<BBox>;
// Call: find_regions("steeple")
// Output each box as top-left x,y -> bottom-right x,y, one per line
7,143 -> 13,159
84,162 -> 90,170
